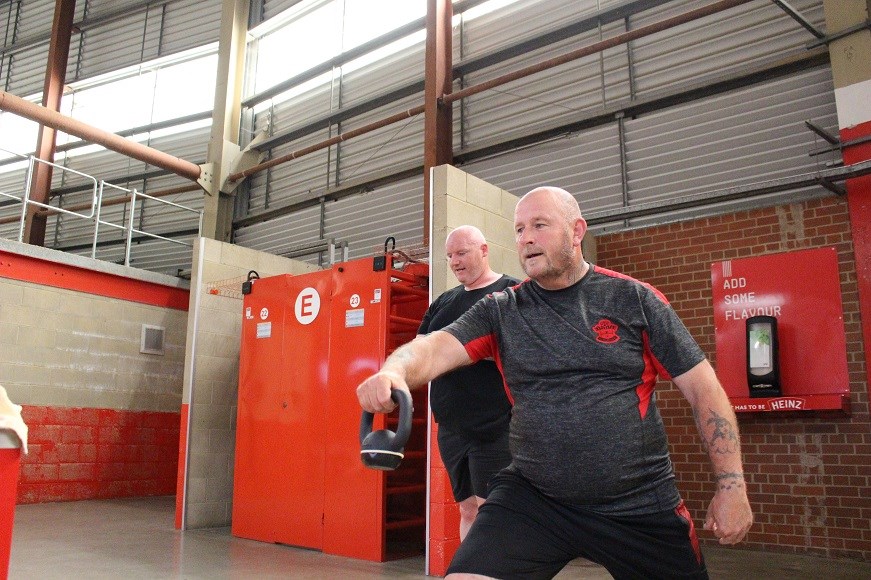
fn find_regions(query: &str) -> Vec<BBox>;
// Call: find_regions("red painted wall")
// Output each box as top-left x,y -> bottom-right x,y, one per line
0,249 -> 189,505
17,406 -> 179,504
428,423 -> 460,576
596,196 -> 871,562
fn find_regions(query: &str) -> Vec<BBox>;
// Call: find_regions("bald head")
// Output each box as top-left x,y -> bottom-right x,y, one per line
517,187 -> 582,224
446,225 -> 487,248
445,225 -> 499,290
514,186 -> 588,290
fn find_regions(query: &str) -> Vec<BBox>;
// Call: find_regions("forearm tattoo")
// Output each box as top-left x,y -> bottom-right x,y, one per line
389,342 -> 416,366
695,407 -> 740,455
694,408 -> 746,490
716,472 -> 746,491
385,340 -> 423,385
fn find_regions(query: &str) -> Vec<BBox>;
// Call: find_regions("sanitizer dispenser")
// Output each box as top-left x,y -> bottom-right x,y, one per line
746,315 -> 781,398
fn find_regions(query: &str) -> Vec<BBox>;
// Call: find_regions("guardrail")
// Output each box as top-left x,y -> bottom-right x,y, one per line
0,147 -> 203,267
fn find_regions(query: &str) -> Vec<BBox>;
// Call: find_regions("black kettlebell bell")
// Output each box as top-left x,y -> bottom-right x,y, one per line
360,389 -> 413,471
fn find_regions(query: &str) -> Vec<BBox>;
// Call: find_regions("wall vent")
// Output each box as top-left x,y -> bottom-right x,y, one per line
140,324 -> 166,355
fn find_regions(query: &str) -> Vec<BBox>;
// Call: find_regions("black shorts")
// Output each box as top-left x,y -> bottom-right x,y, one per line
436,425 -> 511,502
447,467 -> 708,580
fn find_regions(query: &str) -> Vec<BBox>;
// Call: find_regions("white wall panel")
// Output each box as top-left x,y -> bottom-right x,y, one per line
457,0 -> 601,60
257,80 -> 334,136
236,174 -> 423,266
261,0 -> 310,24
624,66 -> 836,206
125,237 -> 196,274
76,11 -> 162,81
340,40 -> 424,108
322,175 -> 423,261
630,0 -> 824,94
161,0 -> 222,56
460,22 -> 630,149
465,122 -> 623,209
336,93 -> 424,184
234,203 -> 322,259
4,41 -> 49,96
13,0 -> 56,39
0,2 -> 18,46
1,0 -> 220,97
247,129 -> 333,211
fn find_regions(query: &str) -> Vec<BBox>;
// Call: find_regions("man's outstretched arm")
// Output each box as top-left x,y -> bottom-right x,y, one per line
357,330 -> 472,414
673,359 -> 754,545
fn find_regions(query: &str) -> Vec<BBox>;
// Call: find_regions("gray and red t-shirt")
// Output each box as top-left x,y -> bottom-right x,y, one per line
442,263 -> 705,516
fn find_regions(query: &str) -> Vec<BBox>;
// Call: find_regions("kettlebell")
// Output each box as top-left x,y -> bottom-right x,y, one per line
360,389 -> 413,471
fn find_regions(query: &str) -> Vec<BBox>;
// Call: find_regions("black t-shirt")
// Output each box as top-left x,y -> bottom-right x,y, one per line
418,274 -> 519,439
444,264 -> 706,514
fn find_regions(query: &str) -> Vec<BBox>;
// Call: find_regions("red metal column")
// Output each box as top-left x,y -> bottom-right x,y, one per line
824,0 -> 871,406
25,0 -> 76,246
423,0 -> 453,246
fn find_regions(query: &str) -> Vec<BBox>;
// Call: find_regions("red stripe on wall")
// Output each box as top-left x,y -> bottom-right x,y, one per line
428,421 -> 457,577
0,250 -> 189,310
16,406 -> 180,504
175,403 -> 189,530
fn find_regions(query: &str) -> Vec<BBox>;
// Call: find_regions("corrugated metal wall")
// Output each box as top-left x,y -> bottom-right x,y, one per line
0,0 -> 840,275
234,172 -> 423,263
1,0 -> 221,96
237,0 -> 834,266
466,64 -> 837,231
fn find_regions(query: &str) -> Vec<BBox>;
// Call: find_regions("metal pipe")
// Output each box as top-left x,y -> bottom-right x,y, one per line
442,0 -> 755,105
227,104 -> 425,182
0,90 -> 202,182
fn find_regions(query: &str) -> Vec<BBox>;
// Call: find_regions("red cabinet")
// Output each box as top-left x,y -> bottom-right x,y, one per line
232,256 -> 429,561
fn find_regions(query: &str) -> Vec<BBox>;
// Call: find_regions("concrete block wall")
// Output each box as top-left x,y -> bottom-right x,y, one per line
0,240 -> 189,504
427,165 -> 523,576
431,165 -> 526,287
595,197 -> 871,562
177,237 -> 320,529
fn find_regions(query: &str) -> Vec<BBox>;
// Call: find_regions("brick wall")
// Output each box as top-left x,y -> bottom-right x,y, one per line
595,196 -> 871,562
18,406 -> 179,503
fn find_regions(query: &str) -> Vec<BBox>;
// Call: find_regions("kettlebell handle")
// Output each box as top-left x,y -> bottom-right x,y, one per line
359,388 -> 414,449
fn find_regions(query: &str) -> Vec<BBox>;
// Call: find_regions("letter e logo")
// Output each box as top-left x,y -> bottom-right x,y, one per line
295,287 -> 321,325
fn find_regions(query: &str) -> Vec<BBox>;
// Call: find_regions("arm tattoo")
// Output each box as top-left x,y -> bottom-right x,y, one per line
697,408 -> 740,455
390,343 -> 416,366
716,472 -> 746,491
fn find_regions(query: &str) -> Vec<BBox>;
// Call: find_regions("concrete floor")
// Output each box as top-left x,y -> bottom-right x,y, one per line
8,496 -> 871,579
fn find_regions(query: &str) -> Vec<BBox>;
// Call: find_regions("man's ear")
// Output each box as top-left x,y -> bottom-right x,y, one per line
573,218 -> 588,246
481,242 -> 489,257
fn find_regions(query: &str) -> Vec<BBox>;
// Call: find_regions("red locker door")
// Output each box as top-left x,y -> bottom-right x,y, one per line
322,259 -> 389,561
232,271 -> 332,549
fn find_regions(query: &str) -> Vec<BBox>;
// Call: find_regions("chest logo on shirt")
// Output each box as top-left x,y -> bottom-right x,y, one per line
592,319 -> 620,344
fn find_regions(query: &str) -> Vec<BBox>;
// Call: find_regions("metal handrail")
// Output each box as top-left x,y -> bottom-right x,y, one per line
0,147 -> 203,268
123,188 -> 204,266
0,151 -> 99,240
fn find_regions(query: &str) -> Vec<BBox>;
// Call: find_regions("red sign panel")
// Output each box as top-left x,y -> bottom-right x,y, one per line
710,247 -> 850,413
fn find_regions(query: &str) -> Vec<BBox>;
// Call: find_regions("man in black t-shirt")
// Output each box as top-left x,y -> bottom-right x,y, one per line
418,225 -> 518,541
359,188 -> 753,579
